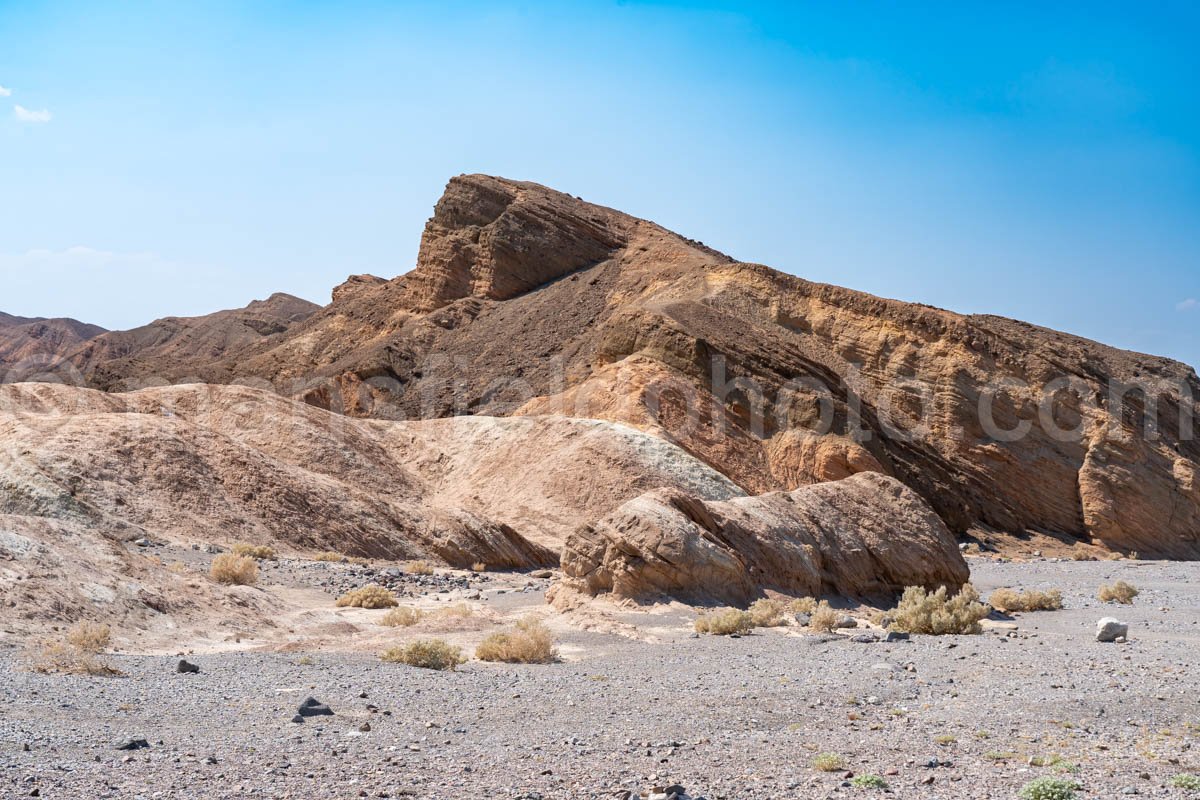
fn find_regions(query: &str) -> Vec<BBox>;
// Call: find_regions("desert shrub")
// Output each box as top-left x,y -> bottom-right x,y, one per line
471,562 -> 487,572
1017,777 -> 1081,800
475,617 -> 557,663
31,622 -> 119,676
850,775 -> 888,789
809,601 -> 840,633
210,553 -> 258,585
1070,544 -> 1095,561
1097,580 -> 1139,604
404,560 -> 434,575
380,607 -> 423,627
336,584 -> 398,609
1170,774 -> 1200,791
890,584 -> 989,635
694,608 -> 753,636
380,639 -> 464,670
812,753 -> 844,772
66,621 -> 111,653
166,561 -> 189,574
313,551 -> 345,562
434,602 -> 475,619
748,598 -> 788,627
787,596 -> 818,614
231,543 -> 277,560
934,734 -> 957,745
988,587 -> 1063,613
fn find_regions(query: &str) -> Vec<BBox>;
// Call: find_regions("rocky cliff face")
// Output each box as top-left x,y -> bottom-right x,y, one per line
34,174 -> 1200,559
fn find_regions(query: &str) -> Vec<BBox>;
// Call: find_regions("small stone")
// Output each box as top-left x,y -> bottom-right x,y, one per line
115,738 -> 150,751
850,633 -> 878,643
530,569 -> 553,579
793,613 -> 811,626
359,722 -> 371,732
177,659 -> 200,674
291,715 -> 305,724
883,631 -> 910,643
835,616 -> 858,629
298,697 -> 334,717
133,538 -> 150,547
21,742 -> 30,752
1096,618 -> 1129,642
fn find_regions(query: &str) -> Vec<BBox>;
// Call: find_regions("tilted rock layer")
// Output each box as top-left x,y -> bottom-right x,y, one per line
0,382 -> 742,569
20,174 -> 1200,559
551,472 -> 969,607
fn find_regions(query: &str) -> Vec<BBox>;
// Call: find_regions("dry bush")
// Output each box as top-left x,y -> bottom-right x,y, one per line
988,587 -> 1064,613
336,584 -> 399,609
786,596 -> 819,615
166,561 -> 189,574
1097,580 -> 1139,604
66,621 -> 111,652
694,608 -> 754,636
748,598 -> 788,627
809,601 -> 840,633
380,639 -> 465,670
31,622 -> 120,676
812,753 -> 844,772
1070,544 -> 1096,561
380,607 -> 424,627
471,562 -> 487,572
404,560 -> 434,575
313,551 -> 346,562
231,543 -> 277,560
476,617 -> 558,663
210,553 -> 259,586
890,584 -> 989,635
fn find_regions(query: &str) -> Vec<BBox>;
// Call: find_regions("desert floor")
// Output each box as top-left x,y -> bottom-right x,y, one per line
2,557 -> 1198,800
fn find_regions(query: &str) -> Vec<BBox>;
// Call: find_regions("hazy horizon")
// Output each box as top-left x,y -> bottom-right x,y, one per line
2,2 -> 1197,368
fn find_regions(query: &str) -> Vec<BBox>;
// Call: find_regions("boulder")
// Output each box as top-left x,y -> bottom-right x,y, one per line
1096,618 -> 1129,642
551,472 -> 968,607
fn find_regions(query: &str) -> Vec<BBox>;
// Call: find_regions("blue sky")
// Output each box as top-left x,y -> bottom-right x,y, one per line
1,1 -> 1197,367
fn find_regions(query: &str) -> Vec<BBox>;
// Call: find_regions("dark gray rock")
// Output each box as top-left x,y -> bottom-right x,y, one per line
298,697 -> 334,717
176,659 -> 200,674
115,738 -> 149,751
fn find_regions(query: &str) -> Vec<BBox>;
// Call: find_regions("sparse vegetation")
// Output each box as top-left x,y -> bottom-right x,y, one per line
849,775 -> 888,789
1070,544 -> 1096,561
1097,580 -> 1139,604
471,562 -> 487,572
934,734 -> 957,745
809,600 -> 840,633
694,608 -> 754,636
31,621 -> 120,676
231,542 -> 277,560
166,560 -> 189,574
1017,776 -> 1081,800
434,602 -> 475,619
336,584 -> 399,609
1170,774 -> 1200,791
988,587 -> 1064,612
889,583 -> 989,635
748,598 -> 788,627
380,606 -> 424,627
475,617 -> 558,663
404,560 -> 434,575
812,753 -> 844,772
210,553 -> 259,585
380,639 -> 465,670
786,596 -> 819,614
313,551 -> 346,562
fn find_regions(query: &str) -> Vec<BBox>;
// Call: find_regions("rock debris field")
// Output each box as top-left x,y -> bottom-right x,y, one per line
2,559 -> 1199,800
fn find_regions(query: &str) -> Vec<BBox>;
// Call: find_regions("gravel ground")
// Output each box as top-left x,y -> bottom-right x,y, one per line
2,559 -> 1198,800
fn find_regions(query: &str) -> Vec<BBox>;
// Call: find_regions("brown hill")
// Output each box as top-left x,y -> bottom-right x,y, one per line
0,314 -> 106,378
41,174 -> 1200,558
62,293 -> 319,390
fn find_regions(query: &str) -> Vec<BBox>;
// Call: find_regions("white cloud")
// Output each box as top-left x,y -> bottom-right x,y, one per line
0,85 -> 11,97
14,104 -> 51,123
1178,298 -> 1198,312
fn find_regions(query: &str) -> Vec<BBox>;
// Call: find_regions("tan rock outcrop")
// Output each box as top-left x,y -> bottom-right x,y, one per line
0,382 -> 742,567
551,472 -> 969,607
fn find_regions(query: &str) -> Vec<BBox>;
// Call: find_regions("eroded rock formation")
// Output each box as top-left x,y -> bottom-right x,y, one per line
551,472 -> 969,607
